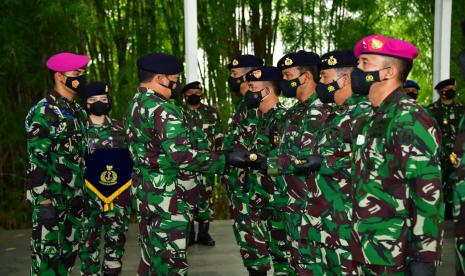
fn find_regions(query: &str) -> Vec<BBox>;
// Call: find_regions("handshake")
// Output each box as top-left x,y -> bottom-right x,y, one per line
225,149 -> 322,173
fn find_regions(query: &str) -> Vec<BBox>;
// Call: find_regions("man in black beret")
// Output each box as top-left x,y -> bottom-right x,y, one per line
227,66 -> 292,275
222,54 -> 272,275
180,81 -> 223,247
124,52 -> 227,275
78,82 -> 132,275
428,78 -> 465,220
306,50 -> 372,274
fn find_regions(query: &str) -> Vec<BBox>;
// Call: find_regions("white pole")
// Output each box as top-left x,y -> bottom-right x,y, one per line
433,0 -> 452,102
184,0 -> 198,83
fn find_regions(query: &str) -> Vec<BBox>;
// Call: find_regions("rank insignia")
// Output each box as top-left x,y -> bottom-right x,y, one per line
105,85 -> 109,93
253,70 -> 262,79
328,56 -> 338,66
443,119 -> 448,125
232,59 -> 239,66
450,152 -> 458,166
273,135 -> 280,145
284,57 -> 293,66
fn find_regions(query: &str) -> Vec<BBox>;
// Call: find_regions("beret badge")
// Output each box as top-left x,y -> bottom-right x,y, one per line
327,56 -> 338,66
253,70 -> 262,79
232,59 -> 239,66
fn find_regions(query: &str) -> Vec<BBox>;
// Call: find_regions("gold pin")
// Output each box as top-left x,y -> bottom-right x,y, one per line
284,57 -> 293,66
249,153 -> 257,161
450,152 -> 458,166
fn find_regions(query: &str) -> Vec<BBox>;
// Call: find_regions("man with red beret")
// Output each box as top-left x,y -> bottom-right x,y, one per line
350,35 -> 443,275
25,52 -> 89,274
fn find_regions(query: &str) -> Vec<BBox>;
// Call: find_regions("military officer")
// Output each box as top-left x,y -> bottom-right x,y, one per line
181,81 -> 223,246
222,55 -> 271,276
124,52 -> 226,275
429,78 -> 464,219
350,34 -> 443,275
403,79 -> 420,100
25,52 -> 89,274
310,50 -> 372,274
453,115 -> 465,275
79,82 -> 131,276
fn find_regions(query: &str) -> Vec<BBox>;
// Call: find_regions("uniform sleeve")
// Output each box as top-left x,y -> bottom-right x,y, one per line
399,111 -> 443,263
157,105 -> 225,174
212,108 -> 224,151
25,106 -> 55,206
453,117 -> 465,234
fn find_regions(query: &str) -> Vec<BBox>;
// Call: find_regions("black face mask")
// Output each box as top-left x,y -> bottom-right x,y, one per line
316,79 -> 341,104
442,89 -> 456,99
89,101 -> 111,116
228,76 -> 244,92
407,92 -> 418,100
64,75 -> 86,95
161,77 -> 182,99
186,94 -> 201,105
244,89 -> 264,109
350,68 -> 382,96
279,73 -> 303,98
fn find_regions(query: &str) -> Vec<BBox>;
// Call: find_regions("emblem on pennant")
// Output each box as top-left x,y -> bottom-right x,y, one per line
100,165 -> 118,186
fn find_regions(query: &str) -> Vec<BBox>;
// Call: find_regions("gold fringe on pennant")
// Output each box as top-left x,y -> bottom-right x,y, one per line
85,179 -> 132,212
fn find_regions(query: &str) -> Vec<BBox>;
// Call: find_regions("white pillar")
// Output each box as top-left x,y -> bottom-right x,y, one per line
184,0 -> 198,83
433,0 -> 452,101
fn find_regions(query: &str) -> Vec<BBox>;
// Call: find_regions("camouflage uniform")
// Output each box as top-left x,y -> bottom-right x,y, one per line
79,116 -> 131,275
247,102 -> 292,275
310,95 -> 372,275
182,103 -> 223,222
352,88 -> 443,274
25,90 -> 87,275
124,87 -> 224,275
267,92 -> 333,274
222,98 -> 273,272
428,101 -> 465,206
452,116 -> 465,275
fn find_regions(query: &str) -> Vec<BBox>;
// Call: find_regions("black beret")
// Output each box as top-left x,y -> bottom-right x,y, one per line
228,54 -> 264,69
181,81 -> 203,94
245,66 -> 281,82
82,81 -> 108,101
319,50 -> 357,70
277,50 -> 320,70
137,52 -> 183,74
404,80 -> 420,90
434,78 -> 456,90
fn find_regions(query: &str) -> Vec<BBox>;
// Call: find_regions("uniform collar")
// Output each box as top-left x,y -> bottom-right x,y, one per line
88,115 -> 112,127
137,87 -> 169,101
373,86 -> 403,114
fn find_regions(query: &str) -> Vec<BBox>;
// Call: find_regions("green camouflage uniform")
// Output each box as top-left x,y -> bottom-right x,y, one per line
182,103 -> 223,222
79,116 -> 131,275
248,102 -> 292,275
310,95 -> 372,275
25,90 -> 87,275
352,88 -> 443,274
222,99 -> 273,272
124,87 -> 225,275
267,92 -> 333,274
428,100 -> 465,205
452,116 -> 465,275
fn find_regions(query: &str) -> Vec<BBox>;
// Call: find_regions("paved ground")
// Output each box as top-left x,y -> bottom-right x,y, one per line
0,220 -> 455,275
